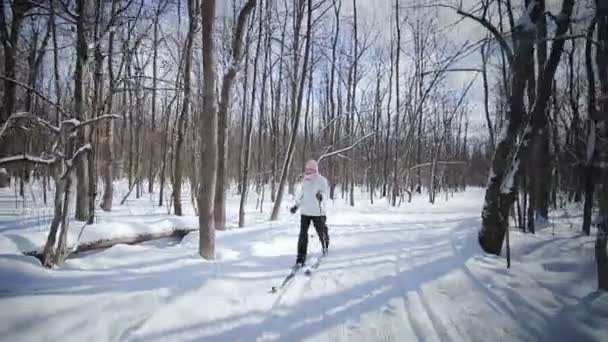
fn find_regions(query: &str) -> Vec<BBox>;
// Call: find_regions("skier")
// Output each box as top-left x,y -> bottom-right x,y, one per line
290,159 -> 330,267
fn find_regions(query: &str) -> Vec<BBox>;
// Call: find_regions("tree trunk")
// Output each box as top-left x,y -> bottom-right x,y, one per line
257,0 -> 272,210
238,43 -> 251,196
54,167 -> 75,265
159,95 -> 171,207
349,0 -> 358,208
383,28 -> 394,199
582,18 -> 597,236
199,0 -> 218,259
174,1 -> 197,216
87,2 -> 104,223
100,2 -> 117,212
481,39 -> 495,151
391,0 -> 401,207
479,1 -> 573,255
479,39 -> 534,254
594,0 -> 608,290
329,0 -> 340,201
270,0 -> 313,221
75,0 -> 91,222
238,1 -> 261,228
0,2 -> 29,162
216,0 -> 257,230
42,175 -> 65,267
149,15 -> 160,194
530,0 -> 549,226
597,180 -> 608,290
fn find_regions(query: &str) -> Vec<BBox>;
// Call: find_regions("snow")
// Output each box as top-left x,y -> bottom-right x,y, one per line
72,143 -> 92,160
60,118 -> 81,129
0,182 -> 198,255
500,158 -> 519,194
0,154 -> 57,166
1,185 -> 607,341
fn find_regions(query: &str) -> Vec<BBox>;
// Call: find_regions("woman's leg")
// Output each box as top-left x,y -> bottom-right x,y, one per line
312,216 -> 328,252
297,215 -> 312,264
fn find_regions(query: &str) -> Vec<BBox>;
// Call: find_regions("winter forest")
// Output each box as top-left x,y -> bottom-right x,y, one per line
1,0 -> 607,341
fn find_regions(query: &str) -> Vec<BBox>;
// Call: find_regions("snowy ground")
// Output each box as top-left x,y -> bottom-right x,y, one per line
0,185 -> 607,341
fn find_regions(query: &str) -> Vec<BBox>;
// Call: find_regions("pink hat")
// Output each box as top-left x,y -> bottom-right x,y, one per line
305,159 -> 318,172
304,160 -> 319,180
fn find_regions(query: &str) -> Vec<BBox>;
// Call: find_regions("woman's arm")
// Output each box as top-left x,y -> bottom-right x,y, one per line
290,183 -> 304,213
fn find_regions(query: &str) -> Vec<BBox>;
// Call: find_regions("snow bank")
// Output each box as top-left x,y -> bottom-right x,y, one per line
0,214 -> 198,255
0,182 -> 201,255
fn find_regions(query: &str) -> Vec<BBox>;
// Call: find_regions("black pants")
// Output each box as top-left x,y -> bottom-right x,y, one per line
297,215 -> 329,264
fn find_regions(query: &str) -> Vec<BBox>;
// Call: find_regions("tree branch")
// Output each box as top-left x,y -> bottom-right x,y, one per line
73,114 -> 120,130
422,68 -> 482,76
0,74 -> 70,118
0,154 -> 58,167
456,9 -> 514,66
0,112 -> 61,140
318,132 -> 374,163
409,161 -> 467,171
62,144 -> 92,178
231,0 -> 257,64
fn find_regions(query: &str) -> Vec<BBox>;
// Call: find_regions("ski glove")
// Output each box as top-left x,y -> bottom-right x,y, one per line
290,206 -> 298,214
316,191 -> 323,202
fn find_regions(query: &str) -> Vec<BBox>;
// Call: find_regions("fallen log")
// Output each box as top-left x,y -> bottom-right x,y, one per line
25,227 -> 196,263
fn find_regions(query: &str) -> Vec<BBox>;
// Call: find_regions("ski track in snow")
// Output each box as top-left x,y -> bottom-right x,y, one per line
0,186 -> 607,341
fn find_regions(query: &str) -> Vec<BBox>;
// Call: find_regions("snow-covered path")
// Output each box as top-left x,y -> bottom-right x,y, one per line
1,189 -> 606,341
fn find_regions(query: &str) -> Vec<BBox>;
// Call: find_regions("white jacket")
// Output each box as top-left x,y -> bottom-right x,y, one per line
295,175 -> 329,216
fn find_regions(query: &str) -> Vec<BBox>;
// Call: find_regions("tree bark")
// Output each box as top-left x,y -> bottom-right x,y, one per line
149,12 -> 160,194
597,187 -> 608,290
87,0 -> 104,224
42,174 -> 65,267
100,1 -> 118,212
159,95 -> 172,207
594,0 -> 608,290
349,0 -> 358,207
0,1 -> 30,161
391,0 -> 401,207
329,0 -> 340,200
199,0 -> 218,259
481,39 -> 495,151
75,0 -> 91,222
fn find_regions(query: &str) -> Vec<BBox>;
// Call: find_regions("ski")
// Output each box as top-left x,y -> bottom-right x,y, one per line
304,254 -> 325,276
270,264 -> 303,293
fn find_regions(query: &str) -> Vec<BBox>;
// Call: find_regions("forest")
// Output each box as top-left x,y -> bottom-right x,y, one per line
0,0 -> 607,288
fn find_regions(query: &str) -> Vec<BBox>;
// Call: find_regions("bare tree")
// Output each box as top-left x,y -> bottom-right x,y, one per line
215,0 -> 257,230
173,0 -> 198,216
270,0 -> 314,221
239,0 -> 263,228
475,0 -> 575,255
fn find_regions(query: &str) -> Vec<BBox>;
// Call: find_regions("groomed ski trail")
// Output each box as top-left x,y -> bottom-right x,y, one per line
2,189 -> 605,341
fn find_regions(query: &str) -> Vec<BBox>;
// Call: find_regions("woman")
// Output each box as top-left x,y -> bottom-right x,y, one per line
290,159 -> 330,267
